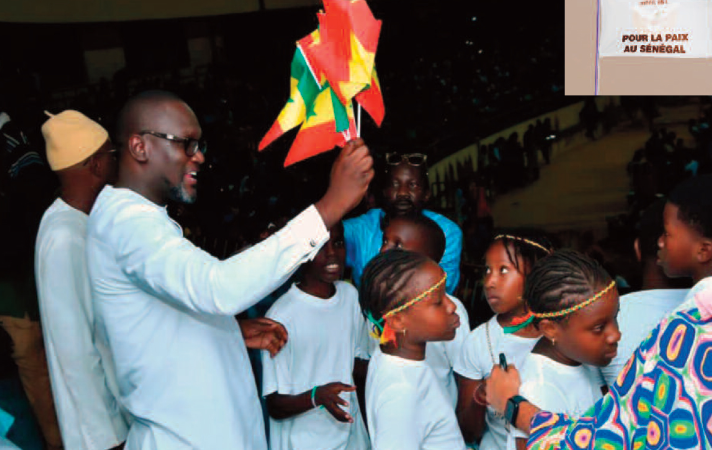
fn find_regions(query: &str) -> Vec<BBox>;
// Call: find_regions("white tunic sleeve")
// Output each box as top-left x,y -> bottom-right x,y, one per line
109,203 -> 329,316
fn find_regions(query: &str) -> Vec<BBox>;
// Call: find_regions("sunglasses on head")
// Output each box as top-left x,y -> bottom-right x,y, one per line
385,153 -> 428,166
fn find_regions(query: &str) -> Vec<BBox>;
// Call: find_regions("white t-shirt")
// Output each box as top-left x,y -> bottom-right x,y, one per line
35,198 -> 128,450
366,348 -> 467,450
365,294 -> 470,408
453,315 -> 538,450
600,288 -> 688,386
507,353 -> 604,449
261,281 -> 370,450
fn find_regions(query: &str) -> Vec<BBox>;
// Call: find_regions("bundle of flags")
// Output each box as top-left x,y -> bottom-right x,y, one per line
258,0 -> 385,167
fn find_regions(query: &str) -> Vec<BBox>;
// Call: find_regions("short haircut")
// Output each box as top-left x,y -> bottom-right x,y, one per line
359,249 -> 430,324
637,198 -> 666,260
489,228 -> 554,276
668,174 -> 712,239
381,212 -> 445,261
115,90 -> 184,148
525,249 -> 612,323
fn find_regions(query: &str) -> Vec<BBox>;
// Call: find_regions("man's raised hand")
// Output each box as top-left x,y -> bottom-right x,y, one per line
316,139 -> 374,229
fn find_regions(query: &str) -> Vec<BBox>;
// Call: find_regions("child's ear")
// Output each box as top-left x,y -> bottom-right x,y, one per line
697,238 -> 712,264
538,319 -> 561,343
386,314 -> 407,334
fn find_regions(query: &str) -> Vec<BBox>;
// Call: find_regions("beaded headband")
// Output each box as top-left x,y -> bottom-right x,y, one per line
532,280 -> 616,319
494,234 -> 551,255
366,273 -> 448,344
383,273 -> 448,318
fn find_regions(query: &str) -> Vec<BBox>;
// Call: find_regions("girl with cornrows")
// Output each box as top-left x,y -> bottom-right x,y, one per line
455,230 -> 553,450
507,249 -> 621,450
360,249 -> 466,450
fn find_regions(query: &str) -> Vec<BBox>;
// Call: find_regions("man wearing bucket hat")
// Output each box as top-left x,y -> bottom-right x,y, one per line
85,90 -> 373,449
35,110 -> 127,450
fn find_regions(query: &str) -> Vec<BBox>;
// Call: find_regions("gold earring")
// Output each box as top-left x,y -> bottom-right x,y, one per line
551,338 -> 556,347
402,329 -> 407,337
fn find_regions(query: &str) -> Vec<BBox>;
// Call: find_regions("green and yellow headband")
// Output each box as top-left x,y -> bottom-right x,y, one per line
532,280 -> 616,319
367,273 -> 447,344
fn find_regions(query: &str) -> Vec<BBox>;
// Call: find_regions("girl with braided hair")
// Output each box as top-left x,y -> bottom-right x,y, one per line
455,229 -> 553,449
360,249 -> 466,450
485,175 -> 712,450
507,249 -> 621,450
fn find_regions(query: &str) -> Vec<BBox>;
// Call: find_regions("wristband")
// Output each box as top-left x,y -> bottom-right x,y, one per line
311,386 -> 319,409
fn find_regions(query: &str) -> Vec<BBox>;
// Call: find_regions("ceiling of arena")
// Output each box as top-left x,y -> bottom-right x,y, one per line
0,0 -> 322,23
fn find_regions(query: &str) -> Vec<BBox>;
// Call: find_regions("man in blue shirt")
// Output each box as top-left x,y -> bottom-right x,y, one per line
344,152 -> 462,294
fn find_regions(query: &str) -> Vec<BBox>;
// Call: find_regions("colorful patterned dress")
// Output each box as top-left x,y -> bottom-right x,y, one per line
527,285 -> 712,450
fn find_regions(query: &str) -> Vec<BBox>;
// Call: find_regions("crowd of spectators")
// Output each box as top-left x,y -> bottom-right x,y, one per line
569,98 -> 712,296
0,0 -> 565,264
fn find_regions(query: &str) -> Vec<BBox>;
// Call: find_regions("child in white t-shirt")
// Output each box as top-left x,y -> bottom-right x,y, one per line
507,249 -> 621,450
454,231 -> 553,450
361,249 -> 466,450
378,213 -> 471,407
261,222 -> 371,450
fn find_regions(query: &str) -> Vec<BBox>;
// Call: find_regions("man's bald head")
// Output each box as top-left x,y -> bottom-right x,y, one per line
113,90 -> 204,206
115,90 -> 186,149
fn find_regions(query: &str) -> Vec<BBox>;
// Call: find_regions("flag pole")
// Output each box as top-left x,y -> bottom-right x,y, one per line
357,102 -> 362,138
297,43 -> 322,89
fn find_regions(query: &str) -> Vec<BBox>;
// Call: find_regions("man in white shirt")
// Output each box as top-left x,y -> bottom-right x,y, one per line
86,90 -> 373,450
600,199 -> 690,386
35,110 -> 127,450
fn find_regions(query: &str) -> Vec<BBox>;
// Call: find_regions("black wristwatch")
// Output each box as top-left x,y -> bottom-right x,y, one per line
504,395 -> 527,426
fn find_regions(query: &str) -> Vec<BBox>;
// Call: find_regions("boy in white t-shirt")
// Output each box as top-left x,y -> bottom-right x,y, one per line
261,222 -> 370,450
600,199 -> 689,386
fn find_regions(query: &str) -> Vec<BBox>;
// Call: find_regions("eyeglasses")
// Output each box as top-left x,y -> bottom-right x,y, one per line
385,153 -> 427,166
139,130 -> 207,157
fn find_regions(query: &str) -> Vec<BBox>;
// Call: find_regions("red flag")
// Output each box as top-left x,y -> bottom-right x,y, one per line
355,68 -> 384,126
301,0 -> 381,105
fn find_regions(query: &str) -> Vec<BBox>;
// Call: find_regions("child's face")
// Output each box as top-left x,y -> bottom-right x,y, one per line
381,219 -> 434,260
382,163 -> 430,216
551,288 -> 621,367
658,202 -> 700,278
399,261 -> 459,343
304,224 -> 346,285
484,240 -> 526,315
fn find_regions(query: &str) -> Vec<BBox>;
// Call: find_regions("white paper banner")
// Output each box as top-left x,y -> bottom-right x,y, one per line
598,0 -> 711,58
